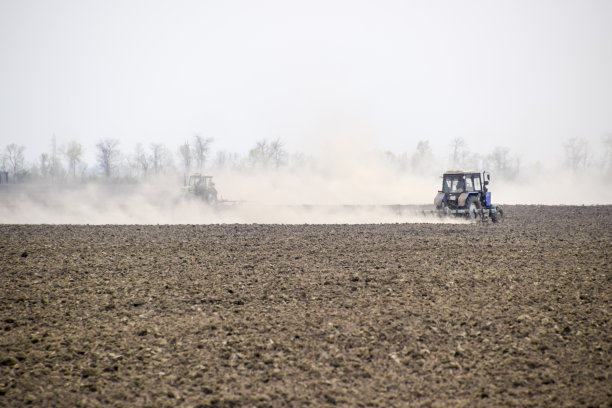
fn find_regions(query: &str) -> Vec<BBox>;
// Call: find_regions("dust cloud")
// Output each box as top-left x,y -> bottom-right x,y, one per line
0,170 -> 457,225
0,137 -> 609,224
0,137 -> 447,224
494,169 -> 612,205
0,129 -> 451,224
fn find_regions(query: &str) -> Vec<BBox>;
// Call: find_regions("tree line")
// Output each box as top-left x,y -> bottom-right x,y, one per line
384,136 -> 612,180
0,135 -> 290,183
1,135 -> 611,184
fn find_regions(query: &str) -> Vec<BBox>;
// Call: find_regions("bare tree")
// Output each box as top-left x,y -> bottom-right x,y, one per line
50,135 -> 58,182
50,155 -> 66,182
134,143 -> 150,178
4,144 -> 25,180
178,141 -> 192,176
248,138 -> 287,169
411,140 -> 433,172
213,150 -> 240,170
564,138 -> 589,172
449,137 -> 466,169
269,138 -> 287,168
193,135 -> 213,172
150,143 -> 166,175
96,138 -> 120,178
62,141 -> 83,180
39,153 -> 52,180
249,140 -> 270,168
486,146 -> 520,180
76,162 -> 88,179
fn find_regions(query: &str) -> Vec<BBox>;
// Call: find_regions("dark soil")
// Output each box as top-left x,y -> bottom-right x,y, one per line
1,205 -> 611,407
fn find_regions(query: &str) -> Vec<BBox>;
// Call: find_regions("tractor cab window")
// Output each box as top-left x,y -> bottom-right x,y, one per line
443,178 -> 452,192
443,175 -> 465,193
465,177 -> 474,192
473,176 -> 481,191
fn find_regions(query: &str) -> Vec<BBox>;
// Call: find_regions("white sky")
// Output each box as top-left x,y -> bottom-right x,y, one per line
1,0 -> 611,167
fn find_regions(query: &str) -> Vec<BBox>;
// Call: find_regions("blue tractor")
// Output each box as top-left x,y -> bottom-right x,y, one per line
434,170 -> 504,222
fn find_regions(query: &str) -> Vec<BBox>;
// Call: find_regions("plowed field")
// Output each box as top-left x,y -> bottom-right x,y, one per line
1,205 -> 611,407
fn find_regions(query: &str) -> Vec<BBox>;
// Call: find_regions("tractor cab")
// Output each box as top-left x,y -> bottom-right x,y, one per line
442,171 -> 485,194
188,174 -> 214,189
184,174 -> 218,204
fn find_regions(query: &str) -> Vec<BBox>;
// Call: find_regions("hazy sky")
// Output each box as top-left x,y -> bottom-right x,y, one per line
1,0 -> 611,166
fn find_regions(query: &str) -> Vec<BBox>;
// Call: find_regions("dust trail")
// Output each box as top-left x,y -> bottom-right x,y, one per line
494,169 -> 612,205
0,182 -> 464,224
1,164 -> 609,224
0,137 -> 459,224
1,133 -> 608,224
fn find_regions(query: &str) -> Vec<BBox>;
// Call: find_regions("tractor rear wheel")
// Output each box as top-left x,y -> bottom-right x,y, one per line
467,196 -> 482,219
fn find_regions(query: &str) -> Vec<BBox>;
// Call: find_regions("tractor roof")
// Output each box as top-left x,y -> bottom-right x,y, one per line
443,170 -> 480,175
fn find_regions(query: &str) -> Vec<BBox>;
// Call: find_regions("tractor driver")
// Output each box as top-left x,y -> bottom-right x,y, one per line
456,178 -> 464,192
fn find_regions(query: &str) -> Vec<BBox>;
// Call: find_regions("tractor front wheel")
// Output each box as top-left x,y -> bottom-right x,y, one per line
206,191 -> 218,205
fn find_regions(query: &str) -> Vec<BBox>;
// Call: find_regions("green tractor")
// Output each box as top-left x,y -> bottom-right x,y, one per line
184,174 -> 218,204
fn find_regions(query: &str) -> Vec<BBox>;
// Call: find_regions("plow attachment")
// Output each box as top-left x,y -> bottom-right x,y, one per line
422,205 -> 504,222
